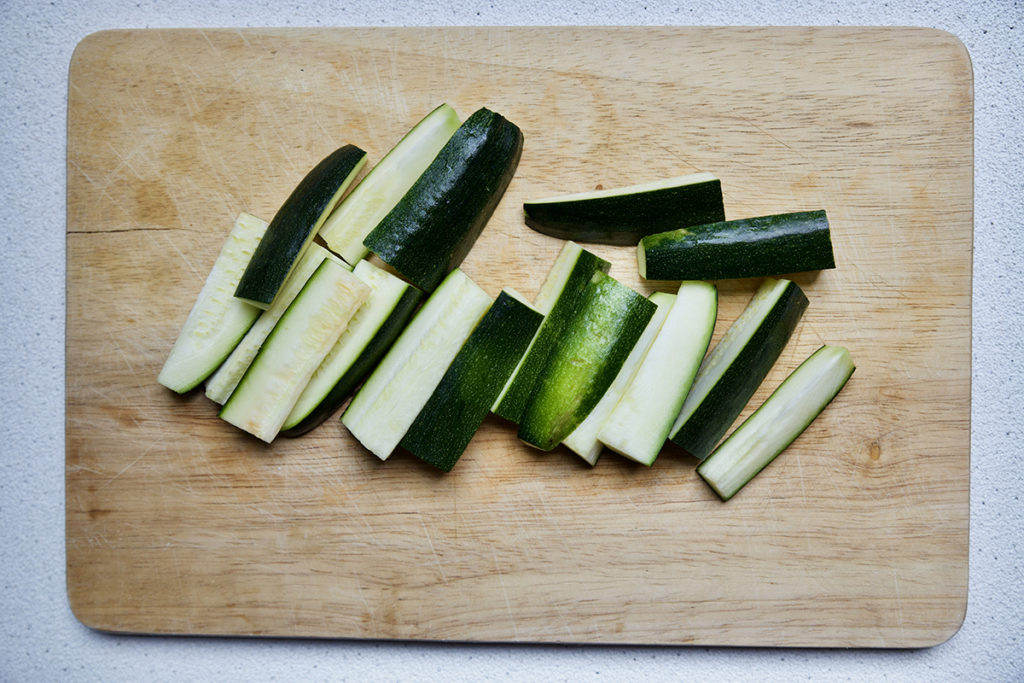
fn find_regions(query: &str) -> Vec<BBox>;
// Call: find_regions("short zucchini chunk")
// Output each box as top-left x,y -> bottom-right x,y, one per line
363,107 -> 523,292
670,278 -> 807,460
518,271 -> 657,452
524,172 -> 725,245
219,260 -> 369,443
341,269 -> 492,460
158,212 -> 269,393
281,260 -> 422,436
319,104 -> 462,265
697,345 -> 855,501
638,210 -> 835,281
562,290 -> 673,465
492,241 -> 610,424
401,290 -> 543,471
599,281 -> 718,466
205,244 -> 348,405
235,144 -> 367,307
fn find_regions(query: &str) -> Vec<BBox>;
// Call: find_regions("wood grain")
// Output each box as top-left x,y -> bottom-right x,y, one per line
66,27 -> 972,647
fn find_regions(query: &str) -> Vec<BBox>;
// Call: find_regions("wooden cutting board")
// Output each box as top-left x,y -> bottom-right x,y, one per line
66,27 -> 972,647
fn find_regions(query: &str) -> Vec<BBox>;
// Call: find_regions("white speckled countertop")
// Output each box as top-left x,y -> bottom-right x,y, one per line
2,1 -> 1021,680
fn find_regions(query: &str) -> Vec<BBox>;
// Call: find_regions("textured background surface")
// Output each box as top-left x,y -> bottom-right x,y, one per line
1,0 -> 1021,680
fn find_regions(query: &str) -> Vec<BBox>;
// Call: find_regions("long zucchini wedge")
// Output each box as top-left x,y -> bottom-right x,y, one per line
341,269 -> 491,460
401,290 -> 543,472
670,278 -> 807,460
524,172 -> 725,245
518,271 -> 656,451
235,144 -> 367,307
638,210 -> 835,281
697,345 -> 855,500
158,212 -> 269,393
281,260 -> 422,435
363,107 -> 523,292
319,104 -> 462,265
492,242 -> 610,423
220,259 -> 369,443
599,281 -> 718,466
205,244 -> 348,405
563,291 -> 673,465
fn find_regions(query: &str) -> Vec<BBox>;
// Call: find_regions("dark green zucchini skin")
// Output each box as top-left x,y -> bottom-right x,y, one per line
518,272 -> 656,451
363,108 -> 523,292
670,280 -> 808,459
524,175 -> 725,245
235,144 -> 366,306
401,292 -> 543,471
492,248 -> 610,424
280,287 -> 423,437
639,210 -> 834,281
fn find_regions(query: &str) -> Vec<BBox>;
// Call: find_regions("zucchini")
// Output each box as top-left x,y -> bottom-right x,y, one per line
697,345 -> 855,500
518,271 -> 657,451
599,281 -> 718,466
204,244 -> 348,405
158,212 -> 269,393
281,260 -> 422,435
563,291 -> 673,465
401,290 -> 543,471
319,104 -> 462,265
220,259 -> 370,443
363,107 -> 523,292
670,278 -> 808,460
638,210 -> 835,281
523,172 -> 725,245
492,242 -> 610,423
234,144 -> 367,307
341,269 -> 491,460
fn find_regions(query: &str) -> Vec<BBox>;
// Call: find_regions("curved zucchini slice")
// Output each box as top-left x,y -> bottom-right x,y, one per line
518,271 -> 656,452
205,244 -> 348,405
670,278 -> 807,460
697,345 -> 855,500
363,107 -> 523,292
492,242 -> 610,423
341,269 -> 492,460
281,260 -> 422,435
563,290 -> 673,465
158,212 -> 269,393
319,104 -> 462,265
220,259 -> 370,443
235,144 -> 367,307
401,290 -> 543,471
524,172 -> 724,245
638,210 -> 835,281
599,281 -> 718,466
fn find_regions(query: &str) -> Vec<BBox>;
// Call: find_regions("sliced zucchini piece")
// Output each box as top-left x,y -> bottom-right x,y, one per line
319,104 -> 462,265
204,244 -> 348,405
158,212 -> 269,393
563,291 -> 673,465
341,269 -> 491,460
670,278 -> 808,460
235,144 -> 367,307
492,242 -> 610,423
281,260 -> 422,435
599,281 -> 718,466
363,107 -> 523,292
697,345 -> 855,500
518,271 -> 656,451
524,172 -> 725,245
401,290 -> 543,471
638,210 -> 835,281
220,259 -> 370,443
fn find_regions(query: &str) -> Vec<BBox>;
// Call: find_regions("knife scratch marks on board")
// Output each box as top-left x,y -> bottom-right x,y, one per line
96,445 -> 153,491
419,515 -> 448,582
160,232 -> 201,281
492,547 -> 521,638
891,568 -> 907,638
